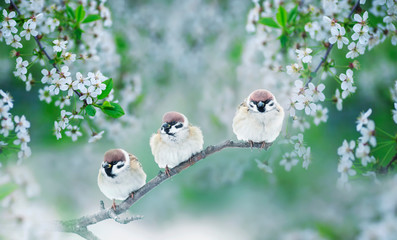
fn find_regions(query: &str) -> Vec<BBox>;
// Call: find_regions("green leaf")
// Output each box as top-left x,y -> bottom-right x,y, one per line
97,78 -> 113,100
279,34 -> 288,48
258,17 -> 280,28
75,5 -> 86,23
288,5 -> 299,24
0,183 -> 18,201
85,105 -> 96,116
102,101 -> 113,108
101,102 -> 125,118
82,14 -> 102,23
276,6 -> 287,28
75,27 -> 83,40
66,4 -> 75,19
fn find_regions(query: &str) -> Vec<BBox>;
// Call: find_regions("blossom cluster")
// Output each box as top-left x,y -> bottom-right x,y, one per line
337,109 -> 376,189
0,0 -> 125,148
279,134 -> 311,171
0,90 -> 31,161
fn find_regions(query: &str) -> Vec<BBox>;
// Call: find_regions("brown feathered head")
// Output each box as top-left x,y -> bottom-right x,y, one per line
160,111 -> 188,136
246,89 -> 277,113
102,149 -> 128,178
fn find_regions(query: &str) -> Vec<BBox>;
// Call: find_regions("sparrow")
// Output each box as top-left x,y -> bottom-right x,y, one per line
97,149 -> 146,209
232,89 -> 284,146
150,111 -> 204,176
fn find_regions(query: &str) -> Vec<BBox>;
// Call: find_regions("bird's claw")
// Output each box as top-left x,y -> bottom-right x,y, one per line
112,200 -> 117,211
165,166 -> 171,177
249,140 -> 254,149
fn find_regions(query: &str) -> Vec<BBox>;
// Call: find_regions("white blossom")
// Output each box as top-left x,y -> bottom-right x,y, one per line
52,39 -> 68,52
14,115 -> 30,133
346,42 -> 365,59
355,143 -> 375,166
88,131 -> 105,143
65,125 -> 82,142
59,110 -> 72,129
59,77 -> 74,96
41,68 -> 57,84
48,78 -> 64,95
338,140 -> 355,161
291,134 -> 307,157
38,86 -> 52,103
312,104 -> 328,125
79,86 -> 97,104
306,83 -> 325,102
280,152 -> 299,172
0,90 -> 13,108
305,22 -> 321,39
73,72 -> 90,91
337,159 -> 356,187
353,11 -> 369,33
13,131 -> 30,146
340,69 -> 356,99
329,27 -> 349,49
296,48 -> 313,63
255,159 -> 273,173
0,100 -> 10,118
286,63 -> 302,76
295,94 -> 317,115
54,121 -> 62,140
356,108 -> 372,131
55,96 -> 71,109
61,52 -> 76,64
6,34 -> 23,48
1,118 -> 14,137
360,120 -> 376,147
323,16 -> 341,32
20,22 -> 38,40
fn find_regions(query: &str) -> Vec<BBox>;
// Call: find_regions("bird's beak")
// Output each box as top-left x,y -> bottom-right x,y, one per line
161,123 -> 172,133
257,101 -> 266,112
102,162 -> 112,169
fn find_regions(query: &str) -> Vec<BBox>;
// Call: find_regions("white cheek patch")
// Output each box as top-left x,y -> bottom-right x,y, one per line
169,126 -> 178,134
112,162 -> 128,175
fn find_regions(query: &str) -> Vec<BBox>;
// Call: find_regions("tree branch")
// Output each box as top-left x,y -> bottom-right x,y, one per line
305,0 -> 361,87
58,140 -> 272,238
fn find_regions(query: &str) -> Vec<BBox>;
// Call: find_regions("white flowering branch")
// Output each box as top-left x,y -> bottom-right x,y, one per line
9,0 -> 83,98
58,140 -> 272,239
305,0 -> 361,87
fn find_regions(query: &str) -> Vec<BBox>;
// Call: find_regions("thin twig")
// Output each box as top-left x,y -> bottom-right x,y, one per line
58,140 -> 271,236
305,0 -> 360,87
379,152 -> 397,174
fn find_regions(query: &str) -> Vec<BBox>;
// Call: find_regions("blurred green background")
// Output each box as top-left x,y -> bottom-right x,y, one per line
1,0 -> 397,239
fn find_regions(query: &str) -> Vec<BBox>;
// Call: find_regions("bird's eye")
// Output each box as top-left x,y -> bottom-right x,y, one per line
269,102 -> 274,107
116,163 -> 124,169
175,123 -> 183,129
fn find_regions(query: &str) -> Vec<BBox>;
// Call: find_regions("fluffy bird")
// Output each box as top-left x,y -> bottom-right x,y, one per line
150,111 -> 204,175
98,149 -> 146,209
232,89 -> 284,145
